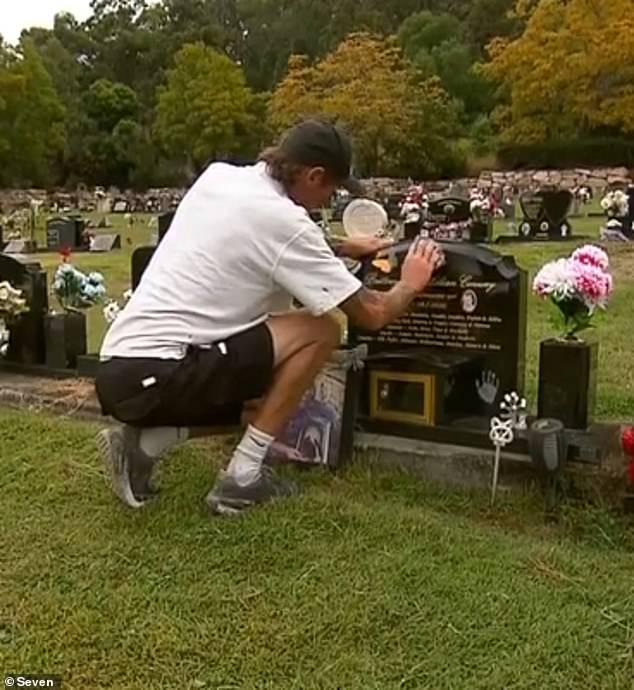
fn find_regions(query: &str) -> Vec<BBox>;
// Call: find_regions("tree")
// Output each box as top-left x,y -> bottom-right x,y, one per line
84,79 -> 139,131
0,41 -> 66,186
481,0 -> 634,142
269,32 -> 461,176
154,42 -> 259,172
398,12 -> 493,120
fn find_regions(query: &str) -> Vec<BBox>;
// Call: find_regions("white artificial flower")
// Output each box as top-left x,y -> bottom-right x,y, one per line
532,258 -> 578,302
103,301 -> 121,324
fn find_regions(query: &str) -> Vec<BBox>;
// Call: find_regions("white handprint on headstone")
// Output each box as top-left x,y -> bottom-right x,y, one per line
476,370 -> 500,405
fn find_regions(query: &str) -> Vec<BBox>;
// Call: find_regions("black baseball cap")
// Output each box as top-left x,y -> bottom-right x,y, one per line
279,119 -> 365,196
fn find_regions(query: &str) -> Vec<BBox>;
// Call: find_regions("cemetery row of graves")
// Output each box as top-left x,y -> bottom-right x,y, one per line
0,178 -> 633,516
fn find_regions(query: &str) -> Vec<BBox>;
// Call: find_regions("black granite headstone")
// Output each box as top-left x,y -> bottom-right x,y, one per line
420,197 -> 492,243
519,190 -> 573,240
0,254 -> 48,364
131,246 -> 156,289
350,242 -> 527,444
46,217 -> 85,250
158,211 -> 175,243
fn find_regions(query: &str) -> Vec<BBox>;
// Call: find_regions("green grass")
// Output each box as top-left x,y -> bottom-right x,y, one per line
0,408 -> 633,689
32,207 -> 633,421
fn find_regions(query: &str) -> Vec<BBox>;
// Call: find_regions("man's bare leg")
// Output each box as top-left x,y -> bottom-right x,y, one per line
205,311 -> 340,513
102,311 -> 340,510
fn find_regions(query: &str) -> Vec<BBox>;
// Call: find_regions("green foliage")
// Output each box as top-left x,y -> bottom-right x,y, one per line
0,41 -> 66,186
84,79 -> 139,131
270,33 -> 464,178
398,11 -> 493,120
0,0 -> 630,185
154,42 -> 260,171
498,138 -> 634,169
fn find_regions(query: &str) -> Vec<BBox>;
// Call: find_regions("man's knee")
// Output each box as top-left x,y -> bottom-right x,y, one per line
312,313 -> 341,349
268,311 -> 341,365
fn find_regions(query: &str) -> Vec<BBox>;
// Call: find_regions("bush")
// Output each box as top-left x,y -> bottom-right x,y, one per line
497,138 -> 634,169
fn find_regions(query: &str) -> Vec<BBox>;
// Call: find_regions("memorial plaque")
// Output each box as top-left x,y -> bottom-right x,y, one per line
350,242 -> 527,441
90,234 -> 121,252
3,240 -> 36,254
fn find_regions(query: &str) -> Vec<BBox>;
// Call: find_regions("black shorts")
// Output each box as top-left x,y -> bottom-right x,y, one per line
95,323 -> 274,428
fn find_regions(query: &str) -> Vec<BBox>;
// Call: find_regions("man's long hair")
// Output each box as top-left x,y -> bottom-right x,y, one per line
258,146 -> 305,189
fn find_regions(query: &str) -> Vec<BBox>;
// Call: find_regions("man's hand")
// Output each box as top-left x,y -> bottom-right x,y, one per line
339,239 -> 445,332
401,239 -> 445,293
338,236 -> 393,259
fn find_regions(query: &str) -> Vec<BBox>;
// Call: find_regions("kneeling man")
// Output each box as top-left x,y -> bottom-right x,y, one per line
95,119 -> 443,515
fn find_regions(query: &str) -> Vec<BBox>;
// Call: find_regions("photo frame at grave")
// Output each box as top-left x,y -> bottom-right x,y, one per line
349,242 -> 527,444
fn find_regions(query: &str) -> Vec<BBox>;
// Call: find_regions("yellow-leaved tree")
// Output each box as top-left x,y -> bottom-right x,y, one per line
269,32 -> 461,176
480,0 -> 634,142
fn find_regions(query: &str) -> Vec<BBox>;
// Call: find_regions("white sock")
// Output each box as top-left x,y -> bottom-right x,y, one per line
226,425 -> 274,486
139,427 -> 189,458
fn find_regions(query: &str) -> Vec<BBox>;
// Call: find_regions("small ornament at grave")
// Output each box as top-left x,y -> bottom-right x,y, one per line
0,280 -> 29,357
499,392 -> 528,431
489,416 -> 515,505
103,289 -> 132,325
52,263 -> 107,312
532,244 -> 613,340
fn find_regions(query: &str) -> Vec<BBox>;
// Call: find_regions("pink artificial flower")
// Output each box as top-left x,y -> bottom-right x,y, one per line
572,245 -> 609,272
573,262 -> 612,308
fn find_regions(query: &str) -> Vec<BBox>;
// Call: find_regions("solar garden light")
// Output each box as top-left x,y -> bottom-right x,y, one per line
528,419 -> 567,521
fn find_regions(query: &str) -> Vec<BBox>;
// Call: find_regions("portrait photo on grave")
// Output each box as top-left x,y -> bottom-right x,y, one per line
350,241 -> 527,446
267,345 -> 365,469
268,365 -> 345,467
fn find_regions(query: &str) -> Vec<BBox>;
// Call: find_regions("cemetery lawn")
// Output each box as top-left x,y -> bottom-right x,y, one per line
35,210 -> 634,421
1,407 -> 633,689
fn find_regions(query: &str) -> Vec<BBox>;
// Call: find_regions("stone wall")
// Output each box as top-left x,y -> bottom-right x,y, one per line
363,167 -> 632,198
0,167 -> 632,212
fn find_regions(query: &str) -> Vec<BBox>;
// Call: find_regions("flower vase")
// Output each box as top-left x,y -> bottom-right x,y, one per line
537,338 -> 598,430
44,311 -> 87,370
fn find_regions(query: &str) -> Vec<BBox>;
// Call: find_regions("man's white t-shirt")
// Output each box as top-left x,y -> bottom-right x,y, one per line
100,162 -> 362,360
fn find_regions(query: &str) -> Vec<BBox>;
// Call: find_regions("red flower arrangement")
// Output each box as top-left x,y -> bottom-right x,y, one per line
621,426 -> 634,486
59,246 -> 72,263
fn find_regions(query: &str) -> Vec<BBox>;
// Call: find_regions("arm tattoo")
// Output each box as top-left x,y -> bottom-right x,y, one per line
341,283 -> 418,332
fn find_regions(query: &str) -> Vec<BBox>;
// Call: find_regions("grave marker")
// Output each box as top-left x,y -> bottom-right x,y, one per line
0,254 -> 48,364
46,217 -> 85,251
350,242 -> 527,447
90,234 -> 121,252
518,190 -> 573,240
